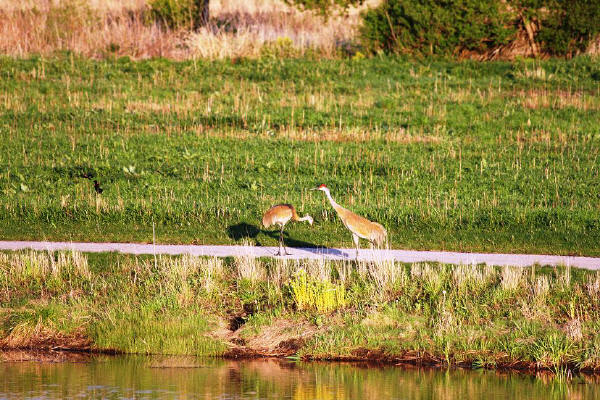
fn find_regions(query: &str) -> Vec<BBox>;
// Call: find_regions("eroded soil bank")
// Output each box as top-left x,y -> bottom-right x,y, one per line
2,315 -> 600,375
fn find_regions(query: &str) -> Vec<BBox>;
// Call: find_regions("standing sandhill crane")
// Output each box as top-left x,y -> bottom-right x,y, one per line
312,184 -> 387,260
262,204 -> 314,256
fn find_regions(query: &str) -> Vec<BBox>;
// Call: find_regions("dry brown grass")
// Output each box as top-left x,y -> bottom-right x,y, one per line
0,0 -> 370,59
0,250 -> 90,282
0,0 -> 147,12
0,0 -> 184,59
239,318 -> 318,353
0,321 -> 91,350
197,126 -> 443,143
520,89 -> 600,111
185,0 -> 367,59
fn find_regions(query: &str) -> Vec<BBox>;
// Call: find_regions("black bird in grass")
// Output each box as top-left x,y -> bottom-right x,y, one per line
93,180 -> 104,194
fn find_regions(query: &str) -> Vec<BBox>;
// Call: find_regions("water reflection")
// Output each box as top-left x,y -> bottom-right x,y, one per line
1,353 -> 599,399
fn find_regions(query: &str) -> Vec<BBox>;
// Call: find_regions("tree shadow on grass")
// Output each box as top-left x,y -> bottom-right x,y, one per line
226,222 -> 349,258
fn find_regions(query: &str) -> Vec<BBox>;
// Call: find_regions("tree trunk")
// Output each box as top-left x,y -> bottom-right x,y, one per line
194,0 -> 210,30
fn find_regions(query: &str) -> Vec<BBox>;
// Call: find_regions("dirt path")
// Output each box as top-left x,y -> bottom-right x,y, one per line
0,240 -> 599,269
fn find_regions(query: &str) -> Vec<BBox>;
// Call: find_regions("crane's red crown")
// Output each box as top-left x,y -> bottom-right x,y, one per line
318,184 -> 327,189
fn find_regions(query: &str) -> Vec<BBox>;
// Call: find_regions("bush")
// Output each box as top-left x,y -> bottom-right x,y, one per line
360,0 -> 515,56
148,0 -> 198,30
536,0 -> 600,56
260,37 -> 301,59
360,0 -> 600,57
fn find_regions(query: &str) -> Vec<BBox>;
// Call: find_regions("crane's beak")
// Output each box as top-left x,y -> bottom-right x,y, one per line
309,188 -> 318,191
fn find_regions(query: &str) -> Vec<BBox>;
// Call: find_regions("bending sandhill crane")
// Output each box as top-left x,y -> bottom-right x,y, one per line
312,184 -> 387,259
262,204 -> 313,256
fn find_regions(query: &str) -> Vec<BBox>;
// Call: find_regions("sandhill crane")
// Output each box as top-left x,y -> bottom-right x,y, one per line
312,184 -> 387,259
262,204 -> 313,256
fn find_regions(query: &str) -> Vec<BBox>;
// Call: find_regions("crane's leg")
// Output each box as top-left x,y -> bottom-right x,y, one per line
282,226 -> 292,256
275,226 -> 284,256
353,233 -> 360,261
275,225 -> 291,256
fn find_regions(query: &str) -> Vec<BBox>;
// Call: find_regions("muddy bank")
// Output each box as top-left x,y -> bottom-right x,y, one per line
0,349 -> 94,363
3,320 -> 600,375
2,345 -> 600,375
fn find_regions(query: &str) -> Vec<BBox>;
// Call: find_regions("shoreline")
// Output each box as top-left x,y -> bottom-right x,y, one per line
2,251 -> 600,376
2,344 -> 600,375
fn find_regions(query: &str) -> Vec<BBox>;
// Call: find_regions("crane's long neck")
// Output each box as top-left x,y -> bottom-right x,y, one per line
324,189 -> 343,213
291,208 -> 313,224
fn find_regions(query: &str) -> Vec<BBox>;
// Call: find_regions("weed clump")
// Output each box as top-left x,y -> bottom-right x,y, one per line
289,269 -> 346,312
148,0 -> 198,30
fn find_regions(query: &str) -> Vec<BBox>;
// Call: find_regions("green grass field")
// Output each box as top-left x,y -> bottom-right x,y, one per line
0,55 -> 599,255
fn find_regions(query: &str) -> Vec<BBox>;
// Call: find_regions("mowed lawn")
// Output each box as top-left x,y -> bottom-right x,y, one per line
0,55 -> 599,255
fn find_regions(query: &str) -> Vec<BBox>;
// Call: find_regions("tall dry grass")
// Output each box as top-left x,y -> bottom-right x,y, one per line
0,0 -> 368,59
0,0 -> 184,59
185,0 -> 366,59
0,250 -> 90,282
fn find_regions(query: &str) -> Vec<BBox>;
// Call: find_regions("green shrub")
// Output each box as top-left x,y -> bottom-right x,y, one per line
284,0 -> 363,16
148,0 -> 198,30
361,0 -> 600,57
360,0 -> 516,56
260,37 -> 301,59
535,0 -> 600,56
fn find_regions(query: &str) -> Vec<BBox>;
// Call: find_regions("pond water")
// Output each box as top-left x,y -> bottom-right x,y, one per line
1,353 -> 599,399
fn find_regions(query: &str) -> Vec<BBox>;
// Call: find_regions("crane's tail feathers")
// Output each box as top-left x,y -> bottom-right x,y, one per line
262,216 -> 272,229
370,222 -> 387,248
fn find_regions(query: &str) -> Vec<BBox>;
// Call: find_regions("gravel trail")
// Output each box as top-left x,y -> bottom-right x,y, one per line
0,240 -> 599,269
